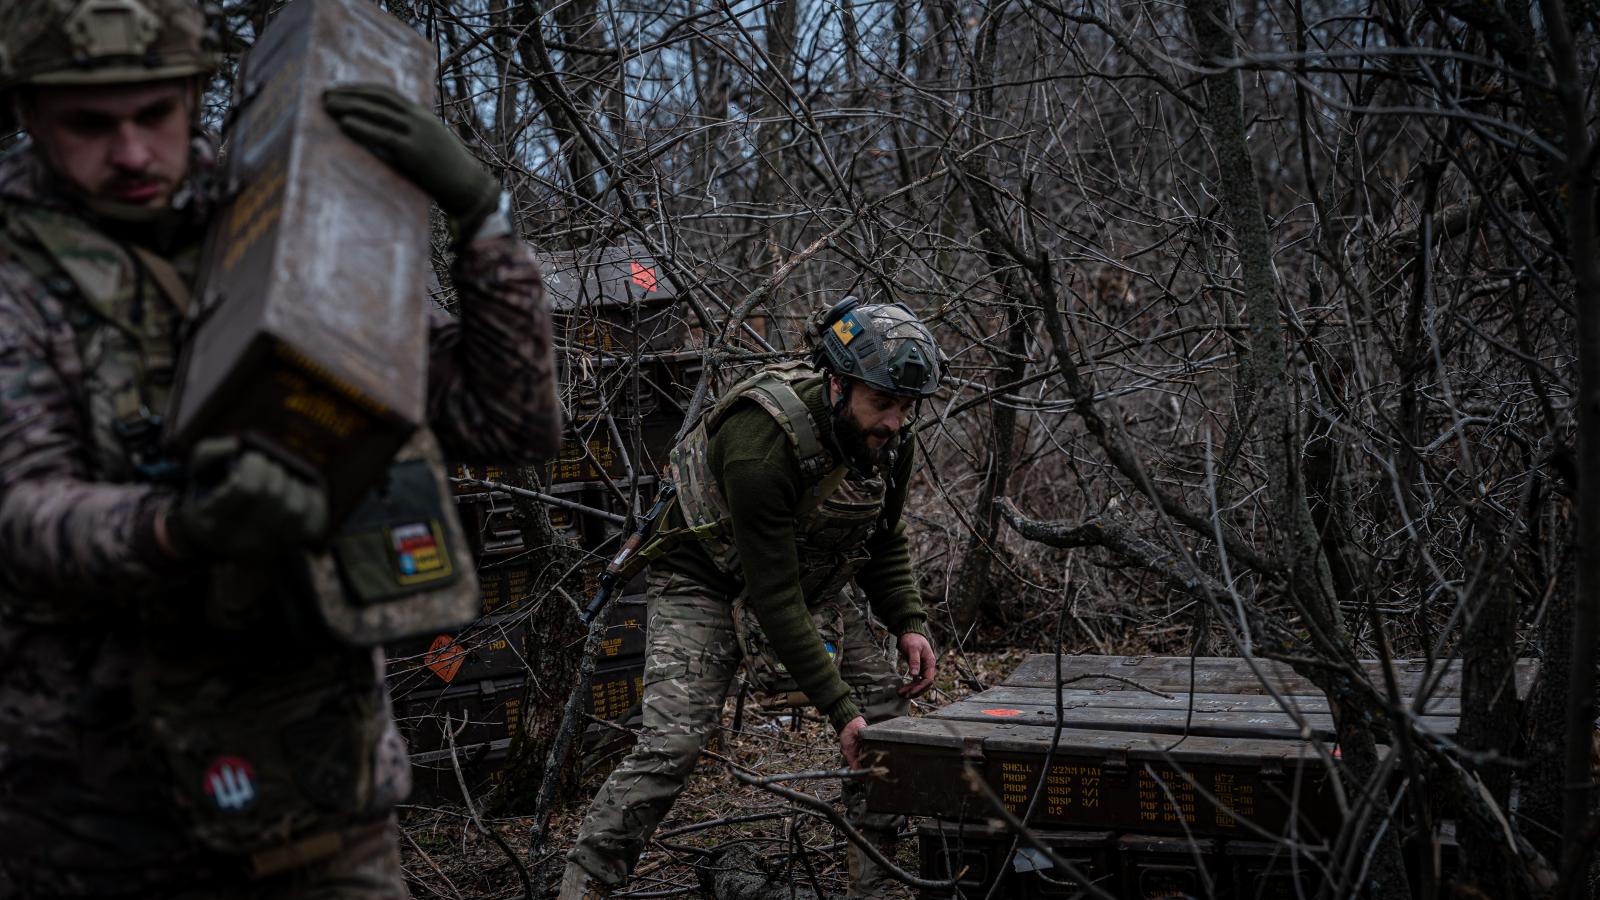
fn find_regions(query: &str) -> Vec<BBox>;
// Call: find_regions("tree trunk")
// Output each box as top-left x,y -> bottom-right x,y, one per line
1535,0 -> 1600,889
749,0 -> 798,345
512,0 -> 604,214
1456,580 -> 1522,898
1522,541 -> 1577,874
1184,0 -> 1409,895
953,271 -> 1030,632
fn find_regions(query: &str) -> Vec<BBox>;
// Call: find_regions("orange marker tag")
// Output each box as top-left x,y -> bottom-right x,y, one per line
631,261 -> 659,292
982,708 -> 1023,717
426,635 -> 466,683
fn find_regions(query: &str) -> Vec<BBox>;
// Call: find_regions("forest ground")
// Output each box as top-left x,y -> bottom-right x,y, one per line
397,648 -> 1035,899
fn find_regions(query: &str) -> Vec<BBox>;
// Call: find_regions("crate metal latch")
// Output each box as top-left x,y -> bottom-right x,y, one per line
961,734 -> 986,768
1104,746 -> 1131,783
1260,754 -> 1286,779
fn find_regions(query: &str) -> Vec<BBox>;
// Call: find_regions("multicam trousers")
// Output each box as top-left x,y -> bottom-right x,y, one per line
568,569 -> 910,898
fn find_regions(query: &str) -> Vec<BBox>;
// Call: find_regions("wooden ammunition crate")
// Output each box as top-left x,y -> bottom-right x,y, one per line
567,476 -> 665,554
1118,835 -> 1217,899
552,479 -> 655,553
866,655 -> 1537,842
454,484 -> 627,558
923,687 -> 1462,743
407,741 -> 508,806
538,244 -> 681,304
867,717 -> 1342,838
1224,839 -> 1322,900
550,417 -> 680,484
457,480 -> 601,557
393,676 -> 524,756
453,494 -> 494,556
450,464 -> 512,496
386,613 -> 530,691
477,548 -> 539,616
588,658 -> 645,722
599,595 -> 647,661
172,0 -> 435,520
563,358 -> 701,421
917,820 -> 1117,899
915,821 -> 1344,899
561,303 -> 690,357
998,654 -> 1535,699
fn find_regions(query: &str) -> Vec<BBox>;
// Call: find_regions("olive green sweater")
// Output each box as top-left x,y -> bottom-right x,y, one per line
657,377 -> 928,732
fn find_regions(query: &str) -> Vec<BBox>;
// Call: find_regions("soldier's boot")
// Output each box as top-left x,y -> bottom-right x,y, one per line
845,827 -> 914,900
558,862 -> 611,900
841,761 -> 913,900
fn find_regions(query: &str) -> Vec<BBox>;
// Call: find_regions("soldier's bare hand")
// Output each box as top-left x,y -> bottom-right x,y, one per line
897,632 -> 937,698
839,715 -> 868,768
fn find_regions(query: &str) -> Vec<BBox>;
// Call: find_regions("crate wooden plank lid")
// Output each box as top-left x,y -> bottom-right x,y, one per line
861,717 -> 1329,769
916,818 -> 1116,844
534,243 -> 679,309
1001,654 -> 1537,699
961,683 -> 1461,717
926,696 -> 1460,742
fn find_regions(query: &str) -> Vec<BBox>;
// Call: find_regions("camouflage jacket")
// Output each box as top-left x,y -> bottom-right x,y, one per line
0,145 -> 559,895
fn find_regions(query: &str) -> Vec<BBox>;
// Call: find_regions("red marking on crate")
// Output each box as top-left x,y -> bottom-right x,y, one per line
631,262 -> 658,292
982,708 -> 1024,717
426,635 -> 466,682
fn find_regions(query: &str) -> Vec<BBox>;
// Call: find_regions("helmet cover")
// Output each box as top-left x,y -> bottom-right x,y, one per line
810,297 -> 942,398
0,0 -> 217,91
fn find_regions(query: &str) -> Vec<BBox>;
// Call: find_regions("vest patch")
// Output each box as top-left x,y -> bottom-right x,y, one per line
203,757 -> 258,812
390,522 -> 447,580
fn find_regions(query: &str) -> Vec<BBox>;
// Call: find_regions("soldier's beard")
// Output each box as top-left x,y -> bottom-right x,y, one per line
832,409 -> 893,474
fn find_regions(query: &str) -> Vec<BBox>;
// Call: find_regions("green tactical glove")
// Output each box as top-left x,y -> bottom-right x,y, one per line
169,437 -> 329,560
322,83 -> 501,239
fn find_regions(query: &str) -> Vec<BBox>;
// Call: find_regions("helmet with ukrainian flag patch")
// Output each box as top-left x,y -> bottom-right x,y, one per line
809,296 -> 941,398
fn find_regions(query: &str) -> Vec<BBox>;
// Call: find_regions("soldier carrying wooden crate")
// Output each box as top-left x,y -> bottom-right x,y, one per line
0,0 -> 559,896
561,298 -> 944,900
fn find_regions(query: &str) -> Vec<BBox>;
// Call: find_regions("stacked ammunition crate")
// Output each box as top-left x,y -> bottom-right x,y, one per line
867,654 -> 1529,899
542,245 -> 706,777
385,474 -> 538,803
537,245 -> 694,755
387,244 -> 694,802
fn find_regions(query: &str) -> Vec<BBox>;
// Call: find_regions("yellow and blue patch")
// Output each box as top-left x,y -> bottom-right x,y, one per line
831,312 -> 862,345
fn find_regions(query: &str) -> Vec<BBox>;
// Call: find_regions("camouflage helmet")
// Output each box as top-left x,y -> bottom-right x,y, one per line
809,296 -> 942,398
0,0 -> 218,91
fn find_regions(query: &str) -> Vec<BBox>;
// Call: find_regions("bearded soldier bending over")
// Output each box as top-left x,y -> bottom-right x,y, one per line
0,1 -> 558,896
561,298 -> 942,900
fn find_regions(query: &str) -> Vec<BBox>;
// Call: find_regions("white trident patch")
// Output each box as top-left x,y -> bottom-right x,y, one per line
203,756 -> 258,812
